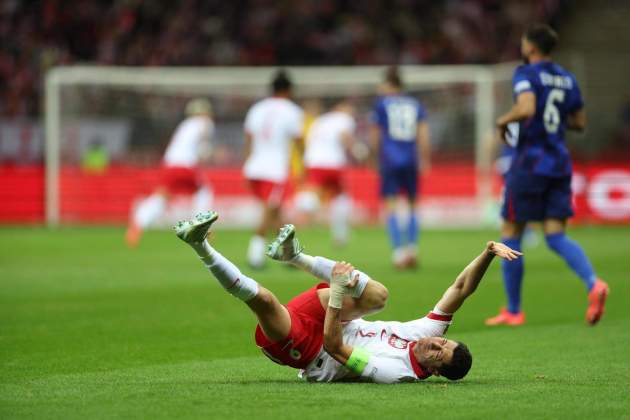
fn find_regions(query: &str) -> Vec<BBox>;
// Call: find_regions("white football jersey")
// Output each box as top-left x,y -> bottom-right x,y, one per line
163,115 -> 214,167
300,315 -> 451,383
304,111 -> 355,169
242,97 -> 304,182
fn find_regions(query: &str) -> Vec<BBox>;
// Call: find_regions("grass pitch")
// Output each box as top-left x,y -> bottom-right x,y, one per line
1,225 -> 629,419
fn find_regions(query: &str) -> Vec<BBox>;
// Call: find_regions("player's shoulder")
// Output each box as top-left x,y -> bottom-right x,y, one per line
247,98 -> 267,115
278,97 -> 304,118
513,63 -> 537,79
176,115 -> 203,131
373,95 -> 387,108
549,62 -> 579,82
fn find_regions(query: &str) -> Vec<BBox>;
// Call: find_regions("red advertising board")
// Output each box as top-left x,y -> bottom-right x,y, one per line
1,163 -> 629,225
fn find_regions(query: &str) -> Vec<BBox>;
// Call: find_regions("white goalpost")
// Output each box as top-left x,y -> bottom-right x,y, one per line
44,64 -> 515,226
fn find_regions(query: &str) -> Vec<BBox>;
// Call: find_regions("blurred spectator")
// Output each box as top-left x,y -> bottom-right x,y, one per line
0,0 -> 566,118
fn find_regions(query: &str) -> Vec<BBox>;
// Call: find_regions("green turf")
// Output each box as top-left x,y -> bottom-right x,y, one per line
1,225 -> 629,419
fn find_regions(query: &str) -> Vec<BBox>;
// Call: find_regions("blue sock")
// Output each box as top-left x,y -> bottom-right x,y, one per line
407,211 -> 419,246
501,237 -> 523,314
545,233 -> 596,291
386,212 -> 403,249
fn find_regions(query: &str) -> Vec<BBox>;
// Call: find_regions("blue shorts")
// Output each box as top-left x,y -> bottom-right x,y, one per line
501,173 -> 574,222
380,165 -> 418,199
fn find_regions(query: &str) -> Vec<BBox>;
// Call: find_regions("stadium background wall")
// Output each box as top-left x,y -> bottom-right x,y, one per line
2,163 -> 629,225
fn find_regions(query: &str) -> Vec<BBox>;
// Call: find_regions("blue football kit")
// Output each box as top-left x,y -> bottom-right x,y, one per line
372,94 -> 426,255
372,94 -> 426,200
498,61 -> 597,315
501,61 -> 584,222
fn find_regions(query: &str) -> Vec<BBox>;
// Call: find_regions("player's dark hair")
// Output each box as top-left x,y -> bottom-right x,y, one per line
524,24 -> 558,55
271,69 -> 292,94
439,341 -> 472,380
384,65 -> 403,89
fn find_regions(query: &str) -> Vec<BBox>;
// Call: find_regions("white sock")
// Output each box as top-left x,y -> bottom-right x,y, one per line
291,253 -> 368,298
330,194 -> 351,244
247,235 -> 266,268
192,240 -> 259,301
134,194 -> 166,229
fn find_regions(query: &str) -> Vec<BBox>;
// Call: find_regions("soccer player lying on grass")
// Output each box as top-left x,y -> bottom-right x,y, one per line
175,211 -> 522,383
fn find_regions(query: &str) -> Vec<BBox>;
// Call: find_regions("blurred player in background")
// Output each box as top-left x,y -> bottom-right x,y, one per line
295,99 -> 357,246
487,24 -> 609,326
125,99 -> 213,247
370,66 -> 431,269
243,70 -> 304,268
291,98 -> 323,183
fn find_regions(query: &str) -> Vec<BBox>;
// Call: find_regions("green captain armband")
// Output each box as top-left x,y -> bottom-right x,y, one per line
346,347 -> 370,375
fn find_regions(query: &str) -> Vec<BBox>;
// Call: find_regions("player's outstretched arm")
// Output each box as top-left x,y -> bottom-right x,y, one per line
323,261 -> 357,365
435,242 -> 523,314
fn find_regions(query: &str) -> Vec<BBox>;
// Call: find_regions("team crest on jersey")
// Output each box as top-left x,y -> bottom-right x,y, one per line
281,339 -> 302,360
388,333 -> 410,349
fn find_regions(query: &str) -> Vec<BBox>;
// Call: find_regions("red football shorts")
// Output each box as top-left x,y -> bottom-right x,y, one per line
160,166 -> 200,195
248,179 -> 287,205
306,167 -> 344,195
255,283 -> 329,369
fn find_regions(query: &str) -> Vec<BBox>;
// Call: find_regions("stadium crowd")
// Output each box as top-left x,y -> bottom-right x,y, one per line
1,0 -> 566,117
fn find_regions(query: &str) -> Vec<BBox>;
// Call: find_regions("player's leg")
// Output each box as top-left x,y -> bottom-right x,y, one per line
192,185 -> 213,215
543,218 -> 609,325
380,168 -> 406,267
486,219 -> 527,326
267,224 -> 389,317
402,165 -> 420,268
542,177 -> 609,325
126,188 -> 168,247
542,176 -> 598,291
486,173 -> 533,325
247,181 -> 285,269
543,218 -> 597,290
384,196 -> 406,267
176,211 -> 292,341
328,186 -> 351,247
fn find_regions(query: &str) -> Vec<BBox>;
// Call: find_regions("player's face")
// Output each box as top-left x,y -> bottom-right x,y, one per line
414,337 -> 458,373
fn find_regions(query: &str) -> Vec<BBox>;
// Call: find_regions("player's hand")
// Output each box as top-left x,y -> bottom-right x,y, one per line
486,241 -> 523,261
331,261 -> 355,289
495,124 -> 508,144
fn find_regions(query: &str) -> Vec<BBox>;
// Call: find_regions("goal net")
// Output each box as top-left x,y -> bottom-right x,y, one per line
44,64 -> 515,227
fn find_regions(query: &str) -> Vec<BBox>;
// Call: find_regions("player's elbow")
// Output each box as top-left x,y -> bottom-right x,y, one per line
570,117 -> 586,132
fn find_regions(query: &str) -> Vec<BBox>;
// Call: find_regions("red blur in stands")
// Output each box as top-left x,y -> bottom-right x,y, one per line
1,164 -> 629,224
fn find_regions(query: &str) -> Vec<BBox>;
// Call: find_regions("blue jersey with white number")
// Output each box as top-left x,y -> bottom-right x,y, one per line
510,61 -> 584,177
372,95 -> 426,169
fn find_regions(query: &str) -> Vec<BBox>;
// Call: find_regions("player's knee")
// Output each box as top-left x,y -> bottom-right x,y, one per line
544,232 -> 565,252
366,283 -> 389,310
253,287 -> 277,309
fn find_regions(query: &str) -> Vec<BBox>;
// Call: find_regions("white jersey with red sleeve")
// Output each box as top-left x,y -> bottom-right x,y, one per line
299,311 -> 452,383
242,97 -> 304,182
304,111 -> 355,169
163,115 -> 214,168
